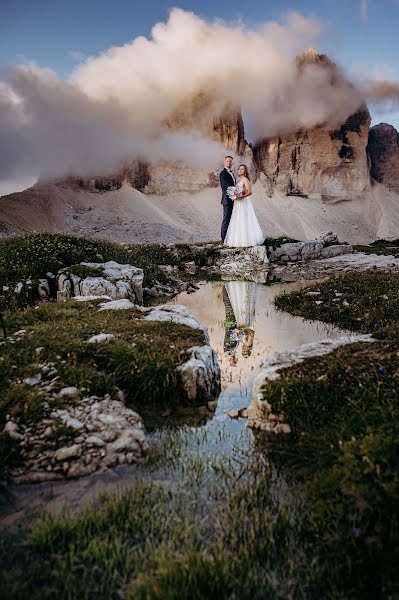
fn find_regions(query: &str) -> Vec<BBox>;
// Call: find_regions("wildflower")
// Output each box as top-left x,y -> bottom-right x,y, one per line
378,366 -> 385,373
353,528 -> 361,538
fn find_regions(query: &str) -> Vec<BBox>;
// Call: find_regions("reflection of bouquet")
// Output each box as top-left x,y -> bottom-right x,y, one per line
229,327 -> 246,342
227,185 -> 243,201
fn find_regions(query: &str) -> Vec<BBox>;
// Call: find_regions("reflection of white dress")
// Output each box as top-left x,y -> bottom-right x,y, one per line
225,281 -> 258,328
224,179 -> 264,247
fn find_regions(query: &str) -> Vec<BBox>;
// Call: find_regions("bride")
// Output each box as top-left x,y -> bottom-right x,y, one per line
223,164 -> 264,247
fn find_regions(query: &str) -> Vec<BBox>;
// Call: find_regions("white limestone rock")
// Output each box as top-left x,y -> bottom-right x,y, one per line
267,240 -> 352,262
320,244 -> 353,258
38,278 -> 50,299
144,304 -> 209,342
98,299 -> 135,311
23,374 -> 42,386
58,386 -> 80,398
57,261 -> 144,304
177,345 -> 221,402
8,393 -> 148,483
87,333 -> 115,344
54,444 -> 82,461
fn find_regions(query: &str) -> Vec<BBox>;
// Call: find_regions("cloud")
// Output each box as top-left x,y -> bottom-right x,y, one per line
0,61 -> 227,183
360,0 -> 369,24
0,7 -> 390,186
68,50 -> 88,62
356,63 -> 399,113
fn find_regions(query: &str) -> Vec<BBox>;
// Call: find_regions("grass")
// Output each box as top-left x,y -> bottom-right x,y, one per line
262,268 -> 399,597
354,238 -> 399,257
274,270 -> 399,339
0,452 -> 309,600
255,339 -> 399,598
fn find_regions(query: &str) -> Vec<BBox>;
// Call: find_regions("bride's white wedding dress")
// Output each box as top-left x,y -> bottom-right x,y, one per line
224,179 -> 264,247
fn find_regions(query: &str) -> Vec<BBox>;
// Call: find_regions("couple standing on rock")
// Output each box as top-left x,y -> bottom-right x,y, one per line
219,155 -> 264,247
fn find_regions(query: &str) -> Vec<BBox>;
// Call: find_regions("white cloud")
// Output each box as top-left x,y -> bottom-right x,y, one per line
1,7 -> 396,187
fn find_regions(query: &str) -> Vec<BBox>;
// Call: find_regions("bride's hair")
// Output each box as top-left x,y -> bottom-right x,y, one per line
238,164 -> 250,179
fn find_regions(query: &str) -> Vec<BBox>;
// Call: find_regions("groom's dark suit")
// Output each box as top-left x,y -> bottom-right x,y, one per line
220,168 -> 235,242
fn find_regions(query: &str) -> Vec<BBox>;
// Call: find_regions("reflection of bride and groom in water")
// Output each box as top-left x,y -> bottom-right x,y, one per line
222,281 -> 259,365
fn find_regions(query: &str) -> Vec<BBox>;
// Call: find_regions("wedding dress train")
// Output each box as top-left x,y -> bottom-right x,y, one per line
224,179 -> 264,247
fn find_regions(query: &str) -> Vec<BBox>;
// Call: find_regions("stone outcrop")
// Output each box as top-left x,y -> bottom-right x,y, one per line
268,249 -> 399,284
164,92 -> 247,155
267,239 -> 353,263
3,391 -> 148,484
202,235 -> 353,281
206,246 -> 270,282
56,261 -> 144,304
368,123 -> 399,193
142,303 -> 210,343
253,105 -> 371,199
177,345 -> 221,402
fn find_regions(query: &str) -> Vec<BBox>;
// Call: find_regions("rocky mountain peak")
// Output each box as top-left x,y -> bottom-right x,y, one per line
368,123 -> 399,193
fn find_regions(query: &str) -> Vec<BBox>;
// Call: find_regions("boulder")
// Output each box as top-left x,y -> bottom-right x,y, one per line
57,261 -> 144,304
143,304 -> 210,342
177,345 -> 221,402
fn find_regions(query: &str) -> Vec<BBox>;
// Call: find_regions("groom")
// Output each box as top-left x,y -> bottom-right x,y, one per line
219,155 -> 236,242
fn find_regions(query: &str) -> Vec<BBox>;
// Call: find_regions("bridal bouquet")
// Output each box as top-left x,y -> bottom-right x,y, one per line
227,185 -> 243,201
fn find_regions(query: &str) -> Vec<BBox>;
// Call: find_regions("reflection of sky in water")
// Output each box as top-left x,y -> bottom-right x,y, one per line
171,280 -> 349,400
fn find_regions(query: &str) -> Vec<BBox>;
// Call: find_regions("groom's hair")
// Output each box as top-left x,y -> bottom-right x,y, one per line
224,155 -> 233,160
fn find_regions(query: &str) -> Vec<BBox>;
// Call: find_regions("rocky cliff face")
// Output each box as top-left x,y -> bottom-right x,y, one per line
368,123 -> 399,193
164,92 -> 247,155
253,106 -> 371,199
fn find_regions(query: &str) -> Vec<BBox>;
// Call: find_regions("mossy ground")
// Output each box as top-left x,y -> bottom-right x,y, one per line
0,233 -> 221,311
0,448 -> 309,600
274,270 -> 399,339
0,299 -> 205,479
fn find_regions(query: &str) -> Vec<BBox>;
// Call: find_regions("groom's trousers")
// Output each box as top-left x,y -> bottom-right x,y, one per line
221,203 -> 233,242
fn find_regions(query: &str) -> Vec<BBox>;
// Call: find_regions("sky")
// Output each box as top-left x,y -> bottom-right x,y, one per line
1,0 -> 399,195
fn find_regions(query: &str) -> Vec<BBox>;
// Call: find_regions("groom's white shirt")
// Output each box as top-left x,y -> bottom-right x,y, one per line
225,167 -> 236,184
